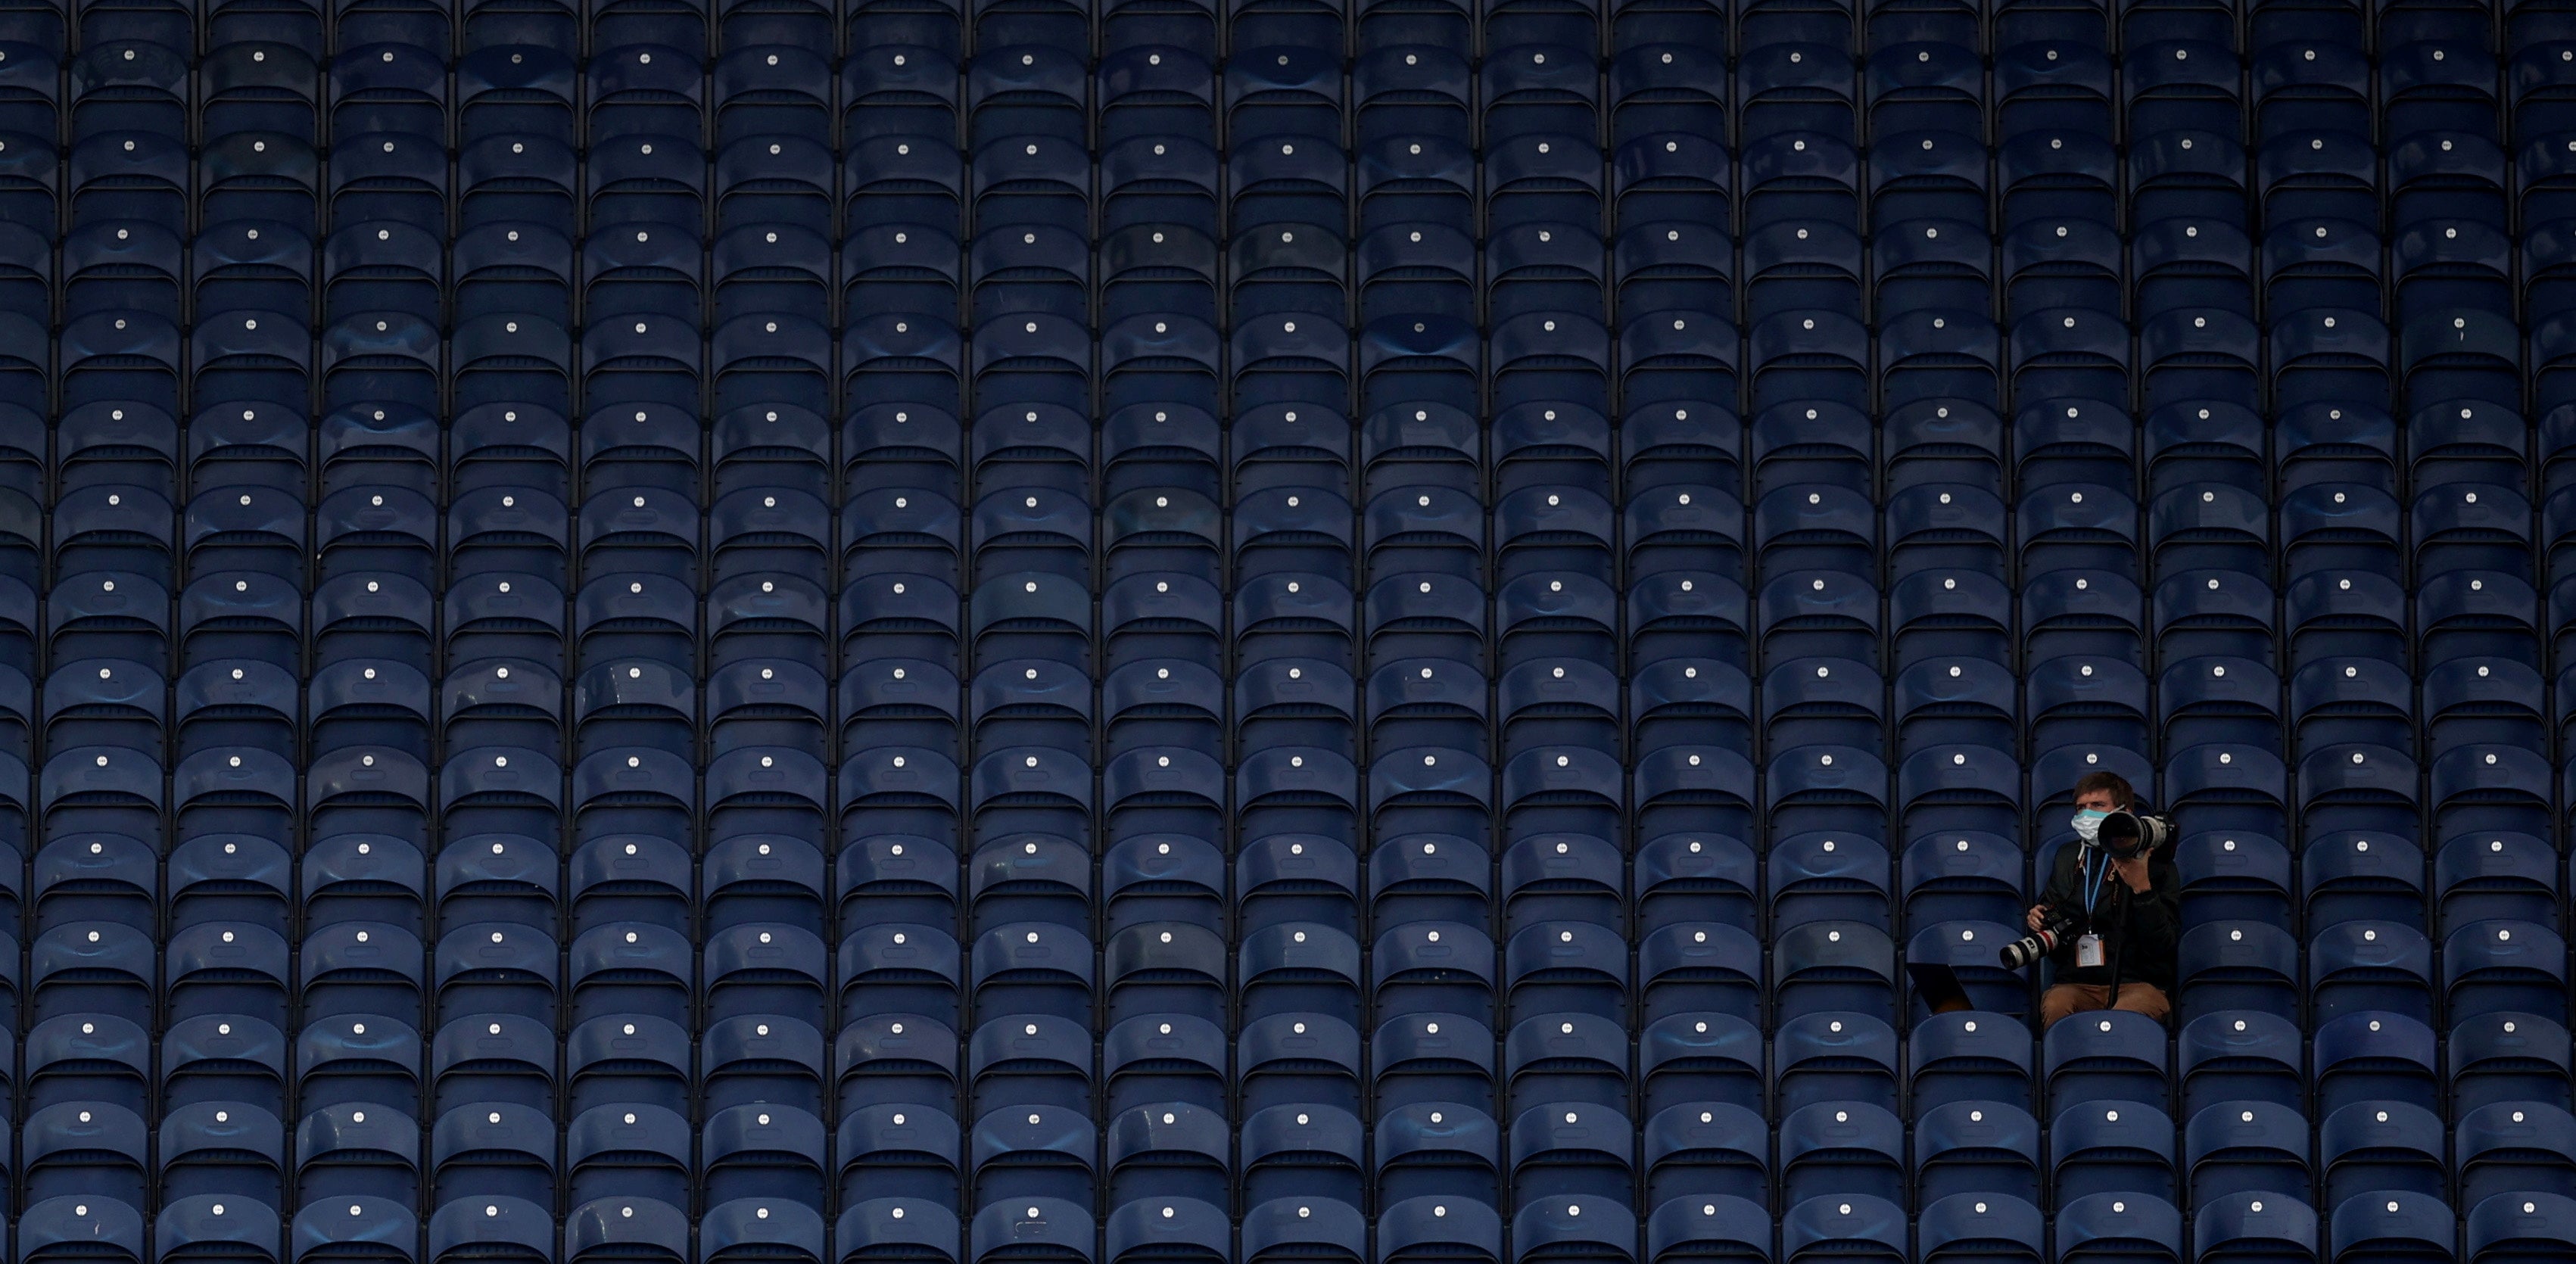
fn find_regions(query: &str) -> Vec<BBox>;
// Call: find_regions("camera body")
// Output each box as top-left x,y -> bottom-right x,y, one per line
2000,903 -> 2085,969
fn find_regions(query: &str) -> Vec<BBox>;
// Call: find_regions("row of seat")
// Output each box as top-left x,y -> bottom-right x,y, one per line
18,396 -> 2576,528
3,992 -> 2576,1132
0,736 -> 2568,945
23,129 -> 2576,238
13,394 -> 2576,503
17,469 -> 2574,579
0,900 -> 2562,1026
0,819 -> 2562,951
0,788 -> 2568,946
0,1188 -> 2549,1264
0,1191 -> 2525,1264
8,993 -> 2576,1121
28,35 -> 2576,151
9,311 -> 2576,450
6,1083 -> 2576,1219
11,482 -> 2576,645
11,551 -> 2534,673
14,0 -> 2572,60
0,658 -> 2555,833
0,612 -> 2552,749
2,569 -> 2570,764
20,219 -> 2576,349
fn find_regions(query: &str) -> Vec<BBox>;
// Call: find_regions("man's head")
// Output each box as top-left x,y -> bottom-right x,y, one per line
2072,771 -> 2135,816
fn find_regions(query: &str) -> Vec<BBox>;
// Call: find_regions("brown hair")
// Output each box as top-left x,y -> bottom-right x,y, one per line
2072,770 -> 2135,808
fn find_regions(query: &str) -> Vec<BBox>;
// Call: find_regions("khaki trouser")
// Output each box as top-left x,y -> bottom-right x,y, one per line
2041,982 -> 2173,1027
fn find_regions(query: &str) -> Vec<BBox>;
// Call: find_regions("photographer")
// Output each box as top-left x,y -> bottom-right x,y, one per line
2026,771 -> 2182,1026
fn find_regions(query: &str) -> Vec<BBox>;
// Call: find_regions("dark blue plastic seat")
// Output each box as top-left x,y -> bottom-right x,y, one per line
1779,1100 -> 1904,1209
2184,1099 -> 2313,1213
2050,1098 -> 2179,1210
1771,1010 -> 1899,1116
2320,1101 -> 2448,1210
429,1013 -> 547,1115
2328,1192 -> 2455,1264
1917,1194 -> 2044,1264
2467,1188 -> 2576,1264
2458,1101 -> 2576,1208
2453,1000 -> 2574,1113
1917,1101 -> 2045,1208
2045,1009 -> 2171,1116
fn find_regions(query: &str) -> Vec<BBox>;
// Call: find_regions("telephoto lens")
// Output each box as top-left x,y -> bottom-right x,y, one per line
2097,810 -> 2175,858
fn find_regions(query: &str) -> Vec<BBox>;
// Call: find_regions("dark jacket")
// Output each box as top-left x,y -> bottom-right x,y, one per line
2036,836 -> 2182,995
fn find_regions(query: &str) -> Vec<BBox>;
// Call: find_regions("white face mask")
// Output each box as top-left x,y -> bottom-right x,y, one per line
2072,808 -> 2107,841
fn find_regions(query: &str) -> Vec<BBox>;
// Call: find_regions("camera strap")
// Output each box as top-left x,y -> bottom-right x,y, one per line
2076,846 -> 2117,972
2098,877 -> 2129,1004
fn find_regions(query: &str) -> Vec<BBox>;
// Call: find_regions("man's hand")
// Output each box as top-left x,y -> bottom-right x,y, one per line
2111,855 -> 2153,892
2026,904 -> 2048,931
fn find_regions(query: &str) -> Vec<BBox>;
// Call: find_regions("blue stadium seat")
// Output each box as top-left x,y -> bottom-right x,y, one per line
2467,1190 -> 2576,1264
2459,1101 -> 2576,1206
1916,1102 -> 2044,1209
2046,1010 -> 2171,1116
2051,1098 -> 2180,1210
2320,1101 -> 2448,1210
2450,1011 -> 2576,1116
2329,1192 -> 2456,1264
1919,1193 -> 2046,1264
